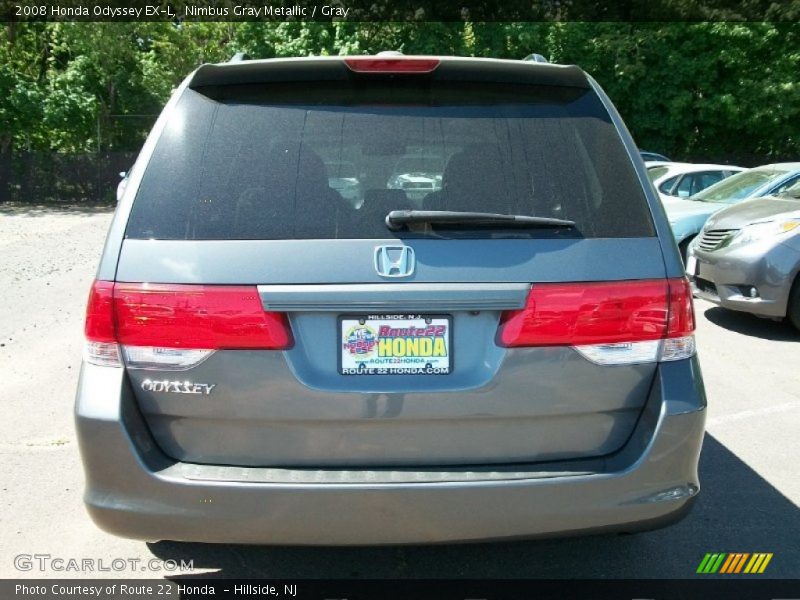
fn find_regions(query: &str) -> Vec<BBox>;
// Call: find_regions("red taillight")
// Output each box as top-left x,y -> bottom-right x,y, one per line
84,281 -> 292,350
113,283 -> 292,349
497,278 -> 694,348
344,57 -> 440,74
667,277 -> 695,337
85,280 -> 116,343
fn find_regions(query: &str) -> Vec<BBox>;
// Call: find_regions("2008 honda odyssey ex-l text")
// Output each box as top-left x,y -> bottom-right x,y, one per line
76,54 -> 706,544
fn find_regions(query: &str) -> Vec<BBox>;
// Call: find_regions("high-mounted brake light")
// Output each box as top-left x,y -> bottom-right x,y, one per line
497,278 -> 696,365
344,58 -> 440,74
83,281 -> 292,369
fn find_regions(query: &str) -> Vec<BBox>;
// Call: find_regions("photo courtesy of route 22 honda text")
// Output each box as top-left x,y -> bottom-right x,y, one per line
76,53 -> 705,545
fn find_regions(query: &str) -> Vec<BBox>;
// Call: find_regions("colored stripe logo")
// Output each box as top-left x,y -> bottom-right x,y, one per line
696,553 -> 773,574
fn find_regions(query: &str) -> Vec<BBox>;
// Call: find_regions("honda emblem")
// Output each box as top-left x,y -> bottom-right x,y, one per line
374,246 -> 415,278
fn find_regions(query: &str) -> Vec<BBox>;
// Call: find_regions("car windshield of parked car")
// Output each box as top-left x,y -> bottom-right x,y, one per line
692,168 -> 787,203
126,80 -> 654,240
777,180 -> 800,199
647,166 -> 669,182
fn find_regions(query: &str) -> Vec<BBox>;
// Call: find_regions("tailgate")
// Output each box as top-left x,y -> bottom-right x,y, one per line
117,237 -> 665,467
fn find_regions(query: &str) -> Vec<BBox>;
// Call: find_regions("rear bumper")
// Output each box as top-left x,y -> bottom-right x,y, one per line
75,358 -> 706,545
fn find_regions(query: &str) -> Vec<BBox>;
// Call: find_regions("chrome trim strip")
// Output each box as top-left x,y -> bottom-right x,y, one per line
258,283 -> 530,312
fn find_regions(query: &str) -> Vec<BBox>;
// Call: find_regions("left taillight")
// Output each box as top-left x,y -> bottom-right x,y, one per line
84,280 -> 122,367
83,281 -> 292,370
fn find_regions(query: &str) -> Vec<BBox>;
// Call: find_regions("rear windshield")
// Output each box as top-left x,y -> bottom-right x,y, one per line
126,80 -> 654,240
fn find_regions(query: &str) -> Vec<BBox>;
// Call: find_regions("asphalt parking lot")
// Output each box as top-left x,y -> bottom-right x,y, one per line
1,204 -> 798,580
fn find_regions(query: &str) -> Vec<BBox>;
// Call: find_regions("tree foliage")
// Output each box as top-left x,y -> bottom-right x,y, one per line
1,21 -> 798,164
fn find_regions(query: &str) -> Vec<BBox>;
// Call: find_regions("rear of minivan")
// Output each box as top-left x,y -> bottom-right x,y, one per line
75,55 -> 705,544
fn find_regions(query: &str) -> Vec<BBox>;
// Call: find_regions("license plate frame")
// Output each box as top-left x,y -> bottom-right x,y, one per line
339,314 -> 453,376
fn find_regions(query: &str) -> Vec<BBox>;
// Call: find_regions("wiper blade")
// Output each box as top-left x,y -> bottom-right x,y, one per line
385,210 -> 576,231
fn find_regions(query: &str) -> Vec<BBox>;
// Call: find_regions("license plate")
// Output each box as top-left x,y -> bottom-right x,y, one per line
339,314 -> 452,375
685,255 -> 698,277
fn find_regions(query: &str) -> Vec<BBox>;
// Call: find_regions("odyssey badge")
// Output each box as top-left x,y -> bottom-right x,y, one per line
141,379 -> 216,395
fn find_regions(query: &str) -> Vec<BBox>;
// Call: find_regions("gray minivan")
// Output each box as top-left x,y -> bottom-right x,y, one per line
76,54 -> 705,544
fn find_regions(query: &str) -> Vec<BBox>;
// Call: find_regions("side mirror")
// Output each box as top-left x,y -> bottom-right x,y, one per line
119,171 -> 127,179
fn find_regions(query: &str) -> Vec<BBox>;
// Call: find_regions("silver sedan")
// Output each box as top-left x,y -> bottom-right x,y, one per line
687,183 -> 800,330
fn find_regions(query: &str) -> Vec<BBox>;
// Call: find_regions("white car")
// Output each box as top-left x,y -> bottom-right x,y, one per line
646,162 -> 744,203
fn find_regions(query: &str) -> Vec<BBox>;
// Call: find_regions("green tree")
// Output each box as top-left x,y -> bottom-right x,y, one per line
1,21 -> 798,163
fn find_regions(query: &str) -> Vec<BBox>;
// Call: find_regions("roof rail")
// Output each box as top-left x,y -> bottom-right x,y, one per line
522,53 -> 549,63
230,52 -> 251,63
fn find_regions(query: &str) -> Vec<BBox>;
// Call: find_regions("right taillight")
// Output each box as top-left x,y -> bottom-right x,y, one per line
497,278 -> 696,365
83,280 -> 292,370
661,277 -> 696,362
666,277 -> 695,336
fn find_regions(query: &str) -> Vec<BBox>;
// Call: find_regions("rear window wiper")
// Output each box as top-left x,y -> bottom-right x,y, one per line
385,210 -> 576,231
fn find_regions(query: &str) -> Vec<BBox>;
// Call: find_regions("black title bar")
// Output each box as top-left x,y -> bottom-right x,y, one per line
5,579 -> 800,600
4,0 -> 800,22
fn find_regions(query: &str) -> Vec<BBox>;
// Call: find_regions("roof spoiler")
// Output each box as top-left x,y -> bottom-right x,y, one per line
188,56 -> 589,90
